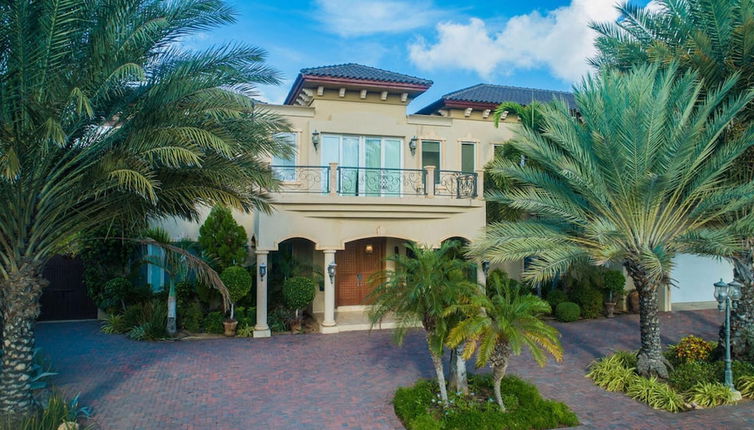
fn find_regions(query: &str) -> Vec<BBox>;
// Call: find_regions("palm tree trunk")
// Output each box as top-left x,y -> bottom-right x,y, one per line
729,247 -> 754,360
490,342 -> 511,412
448,344 -> 469,395
625,262 -> 669,378
426,333 -> 449,406
0,260 -> 48,418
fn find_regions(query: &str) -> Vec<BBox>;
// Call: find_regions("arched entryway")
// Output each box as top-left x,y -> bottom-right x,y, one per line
335,237 -> 387,307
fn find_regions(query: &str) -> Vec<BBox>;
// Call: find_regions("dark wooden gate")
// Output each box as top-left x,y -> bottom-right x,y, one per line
38,255 -> 98,321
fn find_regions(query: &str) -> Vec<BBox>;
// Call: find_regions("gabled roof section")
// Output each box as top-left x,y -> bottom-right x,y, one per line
416,83 -> 576,114
284,63 -> 433,105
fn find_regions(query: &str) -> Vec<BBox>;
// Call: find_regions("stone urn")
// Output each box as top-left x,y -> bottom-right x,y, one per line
604,302 -> 617,318
223,320 -> 238,337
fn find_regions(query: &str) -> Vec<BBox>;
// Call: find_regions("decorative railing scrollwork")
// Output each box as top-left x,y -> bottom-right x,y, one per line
337,167 -> 426,197
270,165 -> 329,194
434,170 -> 478,199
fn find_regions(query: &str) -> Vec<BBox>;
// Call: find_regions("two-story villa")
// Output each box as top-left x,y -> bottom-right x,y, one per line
163,63 -> 576,337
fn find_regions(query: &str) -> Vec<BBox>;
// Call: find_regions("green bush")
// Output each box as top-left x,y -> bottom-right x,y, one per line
220,266 -> 252,304
180,301 -> 204,332
0,391 -> 92,430
198,206 -> 248,271
674,335 -> 714,363
123,300 -> 167,340
668,361 -> 717,392
737,375 -> 754,398
100,277 -> 133,311
686,382 -> 734,407
101,314 -> 128,334
394,375 -> 578,430
555,302 -> 580,322
612,350 -> 638,369
282,276 -> 317,311
545,289 -> 568,309
586,354 -> 635,392
626,376 -> 685,412
713,360 -> 754,381
204,311 -> 225,334
569,287 -> 603,319
602,270 -> 625,302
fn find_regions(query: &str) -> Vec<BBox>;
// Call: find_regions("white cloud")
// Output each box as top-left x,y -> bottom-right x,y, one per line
314,0 -> 445,37
408,0 -> 620,82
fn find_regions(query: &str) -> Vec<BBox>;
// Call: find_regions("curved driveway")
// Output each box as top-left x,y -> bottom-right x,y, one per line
37,310 -> 753,429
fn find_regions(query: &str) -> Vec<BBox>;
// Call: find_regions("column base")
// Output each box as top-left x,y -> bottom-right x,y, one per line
253,327 -> 271,338
320,323 -> 339,334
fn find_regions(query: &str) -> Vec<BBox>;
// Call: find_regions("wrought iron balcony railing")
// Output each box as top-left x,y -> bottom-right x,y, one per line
434,170 -> 478,199
337,166 -> 426,197
270,165 -> 329,193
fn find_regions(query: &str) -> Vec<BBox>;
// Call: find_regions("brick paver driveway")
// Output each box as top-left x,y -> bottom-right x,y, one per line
37,310 -> 753,429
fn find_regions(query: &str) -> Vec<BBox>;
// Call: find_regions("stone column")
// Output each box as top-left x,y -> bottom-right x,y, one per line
475,169 -> 484,199
477,262 -> 487,291
329,162 -> 338,196
254,251 -> 271,338
321,249 -> 339,333
425,165 -> 435,198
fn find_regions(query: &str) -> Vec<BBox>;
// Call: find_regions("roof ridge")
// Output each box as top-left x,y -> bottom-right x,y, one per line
299,63 -> 432,84
456,82 -> 573,96
442,83 -> 487,99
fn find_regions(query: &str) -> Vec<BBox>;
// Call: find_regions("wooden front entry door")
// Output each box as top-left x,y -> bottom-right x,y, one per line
336,238 -> 385,306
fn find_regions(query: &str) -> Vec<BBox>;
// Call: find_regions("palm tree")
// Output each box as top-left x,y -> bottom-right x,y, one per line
469,63 -> 754,378
368,240 -> 476,406
0,0 -> 289,417
445,275 -> 562,411
590,0 -> 754,359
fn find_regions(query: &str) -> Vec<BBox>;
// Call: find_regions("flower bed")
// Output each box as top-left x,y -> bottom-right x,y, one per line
393,375 -> 578,430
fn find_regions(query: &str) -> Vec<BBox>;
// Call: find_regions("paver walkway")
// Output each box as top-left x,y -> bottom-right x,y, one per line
37,310 -> 753,429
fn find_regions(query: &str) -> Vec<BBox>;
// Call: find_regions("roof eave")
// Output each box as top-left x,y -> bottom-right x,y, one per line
285,74 -> 431,105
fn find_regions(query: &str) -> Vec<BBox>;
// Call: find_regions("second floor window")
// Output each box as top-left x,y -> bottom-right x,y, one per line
422,140 -> 441,183
272,132 -> 297,181
461,142 -> 475,173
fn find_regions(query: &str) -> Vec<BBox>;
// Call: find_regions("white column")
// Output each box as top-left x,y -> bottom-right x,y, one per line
321,249 -> 339,333
425,165 -> 435,198
254,251 -> 271,338
477,262 -> 487,291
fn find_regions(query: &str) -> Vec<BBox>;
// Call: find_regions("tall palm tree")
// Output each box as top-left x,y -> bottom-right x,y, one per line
368,240 -> 476,406
469,63 -> 754,378
590,0 -> 754,359
0,0 -> 289,417
445,274 -> 562,411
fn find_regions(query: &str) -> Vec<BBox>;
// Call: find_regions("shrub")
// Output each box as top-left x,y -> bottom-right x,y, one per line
602,270 -> 626,302
0,391 -> 92,430
714,360 -> 754,381
181,301 -> 204,332
237,325 -> 255,338
626,376 -> 685,412
674,335 -> 714,363
282,276 -> 317,312
555,302 -> 580,322
586,355 -> 635,392
569,287 -> 603,319
123,300 -> 167,340
668,361 -> 717,392
99,277 -> 133,311
101,314 -> 127,334
198,206 -> 248,271
220,266 -> 252,306
545,289 -> 568,309
204,311 -> 225,334
686,382 -> 734,408
613,350 -> 638,369
737,375 -> 754,398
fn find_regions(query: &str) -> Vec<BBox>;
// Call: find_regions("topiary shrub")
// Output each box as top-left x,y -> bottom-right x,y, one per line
198,206 -> 248,271
282,276 -> 316,313
555,302 -> 580,322
99,277 -> 133,312
674,335 -> 714,363
220,266 -> 252,320
569,287 -> 604,319
204,311 -> 224,334
603,269 -> 626,303
545,289 -> 568,309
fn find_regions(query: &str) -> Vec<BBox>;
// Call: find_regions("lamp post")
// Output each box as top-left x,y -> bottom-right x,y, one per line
714,279 -> 742,393
259,263 -> 267,282
327,262 -> 337,285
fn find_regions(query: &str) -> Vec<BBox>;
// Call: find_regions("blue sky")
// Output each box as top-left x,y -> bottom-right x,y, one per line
185,0 -> 645,112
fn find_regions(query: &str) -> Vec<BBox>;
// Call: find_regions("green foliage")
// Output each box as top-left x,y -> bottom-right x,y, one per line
613,350 -> 638,369
737,375 -> 754,398
268,306 -> 293,332
626,376 -> 685,412
686,383 -> 734,408
204,311 -> 225,334
0,392 -> 93,430
586,355 -> 636,392
99,277 -> 133,311
236,325 -> 255,338
198,206 -> 249,271
220,266 -> 252,304
674,335 -> 714,363
714,360 -> 754,380
569,287 -> 603,319
554,302 -> 580,322
282,276 -> 317,311
101,314 -> 128,334
602,270 -> 626,302
545,289 -> 568,309
394,375 -> 579,430
668,361 -> 718,392
121,300 -> 167,341
181,301 -> 205,332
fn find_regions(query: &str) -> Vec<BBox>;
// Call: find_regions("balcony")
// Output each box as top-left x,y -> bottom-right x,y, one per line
270,164 -> 479,199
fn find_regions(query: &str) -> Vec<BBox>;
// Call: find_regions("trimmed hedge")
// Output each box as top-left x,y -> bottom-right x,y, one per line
555,302 -> 581,322
545,289 -> 568,309
283,276 -> 316,311
569,287 -> 603,319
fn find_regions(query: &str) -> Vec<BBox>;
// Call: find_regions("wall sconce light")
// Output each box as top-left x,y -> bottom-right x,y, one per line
365,244 -> 374,254
482,260 -> 490,276
312,129 -> 321,150
327,262 -> 337,285
409,136 -> 418,156
259,263 -> 267,281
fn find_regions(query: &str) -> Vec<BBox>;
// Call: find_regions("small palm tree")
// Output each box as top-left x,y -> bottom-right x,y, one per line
470,63 -> 754,378
368,240 -> 476,406
446,276 -> 562,412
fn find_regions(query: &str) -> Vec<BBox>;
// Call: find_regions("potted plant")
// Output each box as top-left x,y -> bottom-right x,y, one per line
282,276 -> 316,333
602,269 -> 626,318
220,266 -> 252,336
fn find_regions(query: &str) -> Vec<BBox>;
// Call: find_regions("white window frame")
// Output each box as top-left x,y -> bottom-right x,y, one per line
272,132 -> 298,182
321,134 -> 405,196
459,141 -> 477,173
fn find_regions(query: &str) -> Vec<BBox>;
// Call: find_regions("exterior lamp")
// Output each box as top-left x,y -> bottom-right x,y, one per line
312,129 -> 321,149
714,278 -> 743,395
482,260 -> 490,276
327,262 -> 337,285
365,244 -> 374,254
409,136 -> 418,156
258,263 -> 267,281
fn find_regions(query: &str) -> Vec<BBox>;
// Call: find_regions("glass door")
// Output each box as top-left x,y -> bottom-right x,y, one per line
322,134 -> 402,196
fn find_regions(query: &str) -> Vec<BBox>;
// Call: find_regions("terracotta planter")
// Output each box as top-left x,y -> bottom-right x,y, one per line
627,290 -> 640,314
605,302 -> 616,318
223,320 -> 238,337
